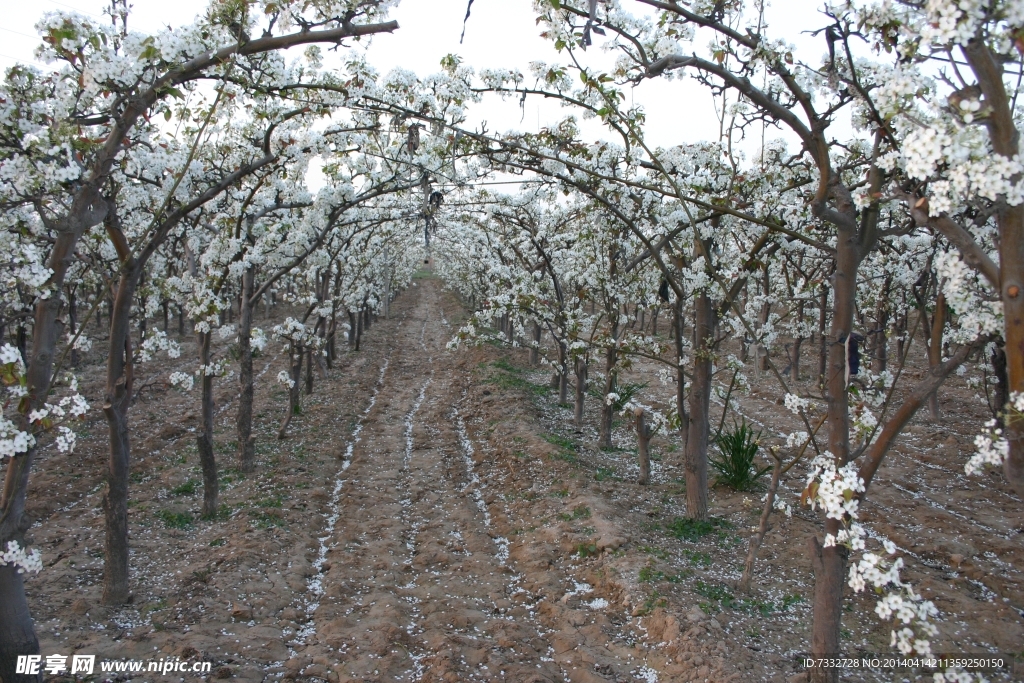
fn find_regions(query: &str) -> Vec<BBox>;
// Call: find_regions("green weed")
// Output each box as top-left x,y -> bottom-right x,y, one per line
557,504 -> 591,522
711,419 -> 770,491
575,542 -> 599,558
157,510 -> 193,530
170,480 -> 198,496
665,516 -> 733,542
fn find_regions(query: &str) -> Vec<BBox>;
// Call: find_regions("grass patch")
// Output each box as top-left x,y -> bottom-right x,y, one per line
170,480 -> 198,497
209,538 -> 226,547
595,466 -> 619,482
695,581 -> 805,615
542,432 -> 580,465
639,565 -> 690,583
485,358 -> 551,396
695,581 -> 737,610
557,504 -> 591,522
685,549 -> 713,567
157,510 -> 193,530
638,545 -> 671,560
542,432 -> 577,451
665,516 -> 733,542
250,509 -> 285,529
575,542 -> 599,558
201,504 -> 234,522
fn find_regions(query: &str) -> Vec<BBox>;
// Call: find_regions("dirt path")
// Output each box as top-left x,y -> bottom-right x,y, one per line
290,282 -> 559,682
284,280 -> 726,683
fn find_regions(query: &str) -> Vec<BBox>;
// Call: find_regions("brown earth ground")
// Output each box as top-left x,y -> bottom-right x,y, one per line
16,272 -> 1023,683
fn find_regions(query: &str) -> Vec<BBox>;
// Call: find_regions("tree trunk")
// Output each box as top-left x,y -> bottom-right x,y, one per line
68,288 -> 79,368
684,292 -> 713,521
573,358 -> 586,429
137,272 -> 147,349
101,253 -> 143,606
992,341 -> 1009,426
304,345 -> 314,395
0,563 -> 41,682
791,336 -> 803,381
809,530 -> 848,682
558,341 -> 569,404
636,409 -> 653,485
674,294 -> 690,453
817,284 -> 828,391
599,332 -> 617,449
278,344 -> 302,438
962,40 -> 1024,492
15,325 -> 27,369
237,267 -> 256,473
196,331 -> 218,518
809,218 -> 859,683
927,293 -> 947,420
530,323 -> 541,365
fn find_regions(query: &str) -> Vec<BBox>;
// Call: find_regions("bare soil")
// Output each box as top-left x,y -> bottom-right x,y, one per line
18,274 -> 1023,683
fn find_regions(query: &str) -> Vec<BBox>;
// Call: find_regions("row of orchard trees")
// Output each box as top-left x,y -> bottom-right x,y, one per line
428,1 -> 1024,681
0,0 -> 483,677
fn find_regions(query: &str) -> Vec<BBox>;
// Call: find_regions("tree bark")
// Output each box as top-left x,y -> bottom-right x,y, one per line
196,331 -> 218,518
573,358 -> 587,429
674,294 -> 690,450
530,323 -> 541,366
101,310 -> 134,606
0,563 -> 41,683
927,293 -> 947,420
278,344 -> 302,438
685,291 -> 714,521
304,345 -> 314,396
991,341 -> 1008,427
963,39 -> 1024,490
809,529 -> 848,681
599,329 -> 617,449
791,336 -> 803,381
557,340 -> 569,404
237,266 -> 256,473
809,212 -> 859,683
817,283 -> 828,391
68,287 -> 79,368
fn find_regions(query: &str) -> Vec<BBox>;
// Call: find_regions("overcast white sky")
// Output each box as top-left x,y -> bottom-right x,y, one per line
2,0 -> 835,159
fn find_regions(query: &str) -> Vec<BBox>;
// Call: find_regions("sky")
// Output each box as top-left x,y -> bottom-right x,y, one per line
2,0 -> 837,175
